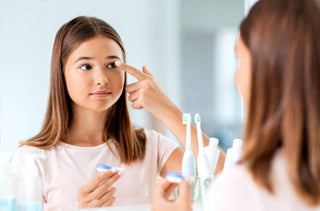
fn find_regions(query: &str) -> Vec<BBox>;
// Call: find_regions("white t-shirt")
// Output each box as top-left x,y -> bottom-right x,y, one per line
11,129 -> 179,211
204,150 -> 320,211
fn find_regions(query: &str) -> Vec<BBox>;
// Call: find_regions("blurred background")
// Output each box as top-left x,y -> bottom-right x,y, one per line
0,0 -> 251,152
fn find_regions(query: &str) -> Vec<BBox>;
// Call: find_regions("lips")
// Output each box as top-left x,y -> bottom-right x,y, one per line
90,90 -> 112,97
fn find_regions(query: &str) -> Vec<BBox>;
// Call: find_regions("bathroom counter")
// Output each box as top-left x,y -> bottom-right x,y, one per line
77,202 -> 203,211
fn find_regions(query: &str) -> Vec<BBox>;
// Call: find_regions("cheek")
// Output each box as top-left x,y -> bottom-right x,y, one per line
65,71 -> 90,99
235,60 -> 251,106
110,71 -> 125,92
235,62 -> 247,100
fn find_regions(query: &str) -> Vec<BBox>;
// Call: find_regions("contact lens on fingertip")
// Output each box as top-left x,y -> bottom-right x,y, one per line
166,172 -> 184,183
115,60 -> 121,66
96,164 -> 111,172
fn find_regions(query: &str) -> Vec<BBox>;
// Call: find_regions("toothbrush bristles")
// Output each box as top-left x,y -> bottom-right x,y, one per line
195,113 -> 201,123
183,114 -> 187,123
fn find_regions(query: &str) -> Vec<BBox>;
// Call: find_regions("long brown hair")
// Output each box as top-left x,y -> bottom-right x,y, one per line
240,0 -> 320,206
20,16 -> 146,164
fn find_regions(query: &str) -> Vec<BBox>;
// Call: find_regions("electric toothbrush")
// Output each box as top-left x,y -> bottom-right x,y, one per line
194,113 -> 212,202
194,113 -> 211,179
182,113 -> 196,176
182,113 -> 196,197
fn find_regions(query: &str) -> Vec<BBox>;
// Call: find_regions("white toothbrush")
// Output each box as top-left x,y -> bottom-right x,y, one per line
182,113 -> 196,178
194,113 -> 212,203
182,113 -> 196,198
194,113 -> 211,179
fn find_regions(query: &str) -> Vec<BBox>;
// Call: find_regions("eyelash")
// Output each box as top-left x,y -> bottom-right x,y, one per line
79,62 -> 117,71
80,64 -> 92,71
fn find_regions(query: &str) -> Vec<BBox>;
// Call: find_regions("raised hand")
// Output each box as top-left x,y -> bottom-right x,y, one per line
115,61 -> 175,122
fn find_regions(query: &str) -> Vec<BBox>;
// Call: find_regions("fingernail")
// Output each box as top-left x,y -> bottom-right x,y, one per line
184,176 -> 191,183
118,169 -> 124,176
111,168 -> 118,173
115,60 -> 121,66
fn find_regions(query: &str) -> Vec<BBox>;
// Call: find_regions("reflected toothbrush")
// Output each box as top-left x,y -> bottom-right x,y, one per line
194,113 -> 211,179
182,113 -> 196,177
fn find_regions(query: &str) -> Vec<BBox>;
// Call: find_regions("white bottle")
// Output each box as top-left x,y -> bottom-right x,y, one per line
0,152 -> 17,211
17,154 -> 42,211
204,138 -> 220,176
223,139 -> 243,173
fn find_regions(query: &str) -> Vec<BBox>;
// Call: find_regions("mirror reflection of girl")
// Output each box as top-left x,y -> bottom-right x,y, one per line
151,0 -> 320,210
11,16 -> 225,210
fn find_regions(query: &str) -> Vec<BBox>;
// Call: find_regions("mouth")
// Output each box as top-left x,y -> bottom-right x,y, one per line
90,90 -> 112,98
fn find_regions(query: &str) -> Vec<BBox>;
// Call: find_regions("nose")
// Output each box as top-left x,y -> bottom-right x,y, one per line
94,66 -> 109,86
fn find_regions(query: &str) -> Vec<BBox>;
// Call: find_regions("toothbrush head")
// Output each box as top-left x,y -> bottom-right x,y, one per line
194,113 -> 201,125
183,113 -> 191,124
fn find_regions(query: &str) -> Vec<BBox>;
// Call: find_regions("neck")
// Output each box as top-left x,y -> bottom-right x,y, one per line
64,105 -> 108,147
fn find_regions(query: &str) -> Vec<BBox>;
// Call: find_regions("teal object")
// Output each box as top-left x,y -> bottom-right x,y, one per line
0,197 -> 17,211
18,202 -> 42,211
181,152 -> 196,198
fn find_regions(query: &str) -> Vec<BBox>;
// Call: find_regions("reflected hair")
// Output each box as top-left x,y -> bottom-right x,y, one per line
240,0 -> 320,206
21,16 -> 146,164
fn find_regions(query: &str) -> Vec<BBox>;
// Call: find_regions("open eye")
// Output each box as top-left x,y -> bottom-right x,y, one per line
80,64 -> 92,71
107,62 -> 117,69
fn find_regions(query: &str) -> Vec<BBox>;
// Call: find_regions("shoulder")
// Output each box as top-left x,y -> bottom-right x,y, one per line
143,128 -> 161,140
11,144 -> 60,165
11,145 -> 47,174
143,128 -> 179,147
14,145 -> 47,157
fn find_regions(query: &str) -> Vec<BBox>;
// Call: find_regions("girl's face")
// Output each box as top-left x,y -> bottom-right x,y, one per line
64,36 -> 125,112
235,35 -> 252,108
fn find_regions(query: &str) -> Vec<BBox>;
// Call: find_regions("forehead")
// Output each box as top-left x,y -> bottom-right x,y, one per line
69,36 -> 123,59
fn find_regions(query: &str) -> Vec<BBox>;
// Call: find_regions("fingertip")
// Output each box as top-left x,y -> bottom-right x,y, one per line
142,65 -> 150,73
118,169 -> 124,176
183,176 -> 194,184
159,178 -> 172,188
180,180 -> 191,195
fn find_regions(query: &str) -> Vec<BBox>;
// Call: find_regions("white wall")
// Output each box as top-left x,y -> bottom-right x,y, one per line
245,0 -> 259,15
0,0 -> 180,151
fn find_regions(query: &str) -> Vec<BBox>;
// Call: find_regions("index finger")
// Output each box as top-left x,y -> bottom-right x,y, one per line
115,61 -> 145,81
178,180 -> 192,200
81,170 -> 119,194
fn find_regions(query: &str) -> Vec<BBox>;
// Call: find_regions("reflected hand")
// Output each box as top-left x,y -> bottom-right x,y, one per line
151,179 -> 192,211
115,61 -> 174,121
77,169 -> 122,208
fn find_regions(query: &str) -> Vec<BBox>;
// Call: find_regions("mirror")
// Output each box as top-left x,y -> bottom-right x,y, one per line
0,0 -> 244,152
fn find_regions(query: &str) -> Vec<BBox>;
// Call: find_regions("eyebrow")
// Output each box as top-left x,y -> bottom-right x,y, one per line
75,55 -> 121,63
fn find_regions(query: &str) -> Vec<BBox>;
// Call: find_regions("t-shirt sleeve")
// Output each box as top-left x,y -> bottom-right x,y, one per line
10,146 -> 47,207
152,130 -> 180,174
10,145 -> 46,175
10,146 -> 27,175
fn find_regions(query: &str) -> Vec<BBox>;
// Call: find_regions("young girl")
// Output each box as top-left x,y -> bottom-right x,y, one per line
152,0 -> 320,210
11,16 -> 225,210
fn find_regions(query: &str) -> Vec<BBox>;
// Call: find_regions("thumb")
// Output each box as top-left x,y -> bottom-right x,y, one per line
142,65 -> 152,75
154,179 -> 172,197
